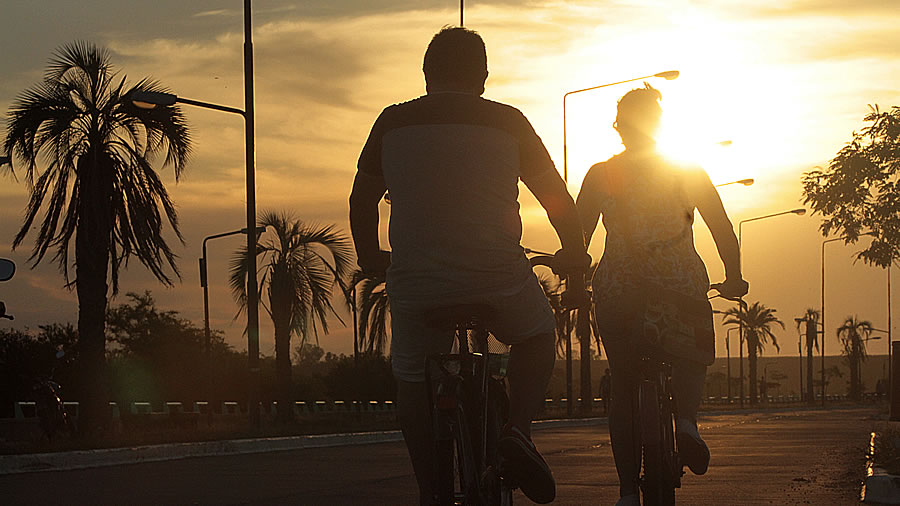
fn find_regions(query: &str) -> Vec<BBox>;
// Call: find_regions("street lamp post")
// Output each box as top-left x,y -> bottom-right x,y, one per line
200,226 -> 265,422
131,0 -> 261,428
820,232 -> 879,407
738,207 -> 806,406
562,70 -> 679,182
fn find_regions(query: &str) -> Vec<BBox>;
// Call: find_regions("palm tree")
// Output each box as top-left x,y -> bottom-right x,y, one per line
723,301 -> 783,404
837,316 -> 874,401
4,42 -> 191,431
356,273 -> 390,355
230,211 -> 353,422
795,309 -> 820,404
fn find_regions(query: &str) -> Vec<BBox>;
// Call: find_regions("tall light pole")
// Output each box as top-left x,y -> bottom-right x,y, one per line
132,0 -> 261,428
738,207 -> 806,406
200,226 -> 265,422
820,231 -> 877,407
460,0 -> 464,26
562,70 -> 679,182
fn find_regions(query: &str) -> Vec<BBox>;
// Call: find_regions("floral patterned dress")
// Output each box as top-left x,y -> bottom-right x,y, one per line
587,151 -> 714,364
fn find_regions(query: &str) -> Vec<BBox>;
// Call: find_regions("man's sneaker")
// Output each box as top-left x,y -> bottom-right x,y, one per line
497,424 -> 556,504
676,418 -> 710,475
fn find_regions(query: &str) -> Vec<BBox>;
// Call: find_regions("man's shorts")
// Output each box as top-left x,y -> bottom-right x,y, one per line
389,276 -> 556,382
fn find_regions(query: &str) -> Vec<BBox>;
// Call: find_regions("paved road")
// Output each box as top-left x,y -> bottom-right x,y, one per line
1,407 -> 877,505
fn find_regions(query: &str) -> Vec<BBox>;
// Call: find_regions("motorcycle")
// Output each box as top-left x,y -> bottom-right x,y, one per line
33,350 -> 76,439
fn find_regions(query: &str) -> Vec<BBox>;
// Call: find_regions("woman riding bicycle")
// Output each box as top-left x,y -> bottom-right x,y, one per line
576,83 -> 748,505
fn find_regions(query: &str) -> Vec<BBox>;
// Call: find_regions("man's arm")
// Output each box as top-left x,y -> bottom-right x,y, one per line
349,171 -> 390,273
523,170 -> 585,253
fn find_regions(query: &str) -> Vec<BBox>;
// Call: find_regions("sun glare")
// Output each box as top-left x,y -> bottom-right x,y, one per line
554,7 -> 809,191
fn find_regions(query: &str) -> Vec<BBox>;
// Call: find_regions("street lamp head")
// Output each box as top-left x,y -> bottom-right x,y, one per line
738,178 -> 755,186
131,90 -> 178,109
654,70 -> 680,80
791,208 -> 807,216
240,226 -> 268,237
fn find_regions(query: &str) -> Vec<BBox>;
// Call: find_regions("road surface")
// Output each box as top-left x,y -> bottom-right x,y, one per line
1,407 -> 876,505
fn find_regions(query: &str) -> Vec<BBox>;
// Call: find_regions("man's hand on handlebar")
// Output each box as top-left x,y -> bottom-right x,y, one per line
552,248 -> 592,278
553,248 -> 592,310
710,277 -> 749,301
358,250 -> 391,278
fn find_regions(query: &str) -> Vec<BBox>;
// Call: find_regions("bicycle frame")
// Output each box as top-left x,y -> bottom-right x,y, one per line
426,315 -> 512,506
635,349 -> 681,506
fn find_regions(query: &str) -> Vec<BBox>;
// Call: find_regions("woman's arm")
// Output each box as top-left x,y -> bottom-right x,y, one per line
693,169 -> 743,279
576,163 -> 606,249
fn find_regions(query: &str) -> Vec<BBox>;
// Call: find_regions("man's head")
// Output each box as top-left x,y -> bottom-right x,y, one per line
614,82 -> 662,149
423,27 -> 488,95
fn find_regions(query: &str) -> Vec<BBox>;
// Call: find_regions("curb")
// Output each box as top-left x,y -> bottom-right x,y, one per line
863,468 -> 900,505
0,407 -> 829,477
862,431 -> 900,504
0,417 -> 605,476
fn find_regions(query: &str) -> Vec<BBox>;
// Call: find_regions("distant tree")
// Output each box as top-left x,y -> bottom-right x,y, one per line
230,212 -> 353,423
723,301 -> 783,404
837,316 -> 874,400
4,42 -> 191,432
802,105 -> 900,268
795,308 -> 820,404
106,291 -> 234,407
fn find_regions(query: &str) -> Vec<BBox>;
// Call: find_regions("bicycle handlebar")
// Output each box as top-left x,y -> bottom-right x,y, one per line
527,252 -> 591,311
708,282 -> 746,304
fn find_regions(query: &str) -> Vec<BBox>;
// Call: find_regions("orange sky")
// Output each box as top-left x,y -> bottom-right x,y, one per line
1,0 -> 898,361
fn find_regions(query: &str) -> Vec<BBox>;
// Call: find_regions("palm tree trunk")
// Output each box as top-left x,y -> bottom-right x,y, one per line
74,154 -> 112,434
748,338 -> 759,404
274,322 -> 293,423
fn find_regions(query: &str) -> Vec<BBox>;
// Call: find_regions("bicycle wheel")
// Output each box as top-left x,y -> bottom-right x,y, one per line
639,379 -> 676,506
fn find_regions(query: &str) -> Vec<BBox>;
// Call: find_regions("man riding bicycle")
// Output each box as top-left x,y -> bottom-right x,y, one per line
349,27 -> 589,505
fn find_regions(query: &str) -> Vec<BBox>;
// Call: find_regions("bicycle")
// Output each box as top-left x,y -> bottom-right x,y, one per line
424,252 -> 586,506
425,303 -> 514,506
631,282 -> 739,506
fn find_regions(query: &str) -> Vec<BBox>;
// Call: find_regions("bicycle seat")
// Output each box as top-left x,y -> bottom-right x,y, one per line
424,304 -> 497,331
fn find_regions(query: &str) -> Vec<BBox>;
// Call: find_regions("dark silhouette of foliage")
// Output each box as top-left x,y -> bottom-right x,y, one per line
105,291 -> 242,410
3,42 -> 192,432
0,324 -> 78,418
802,105 -> 900,268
